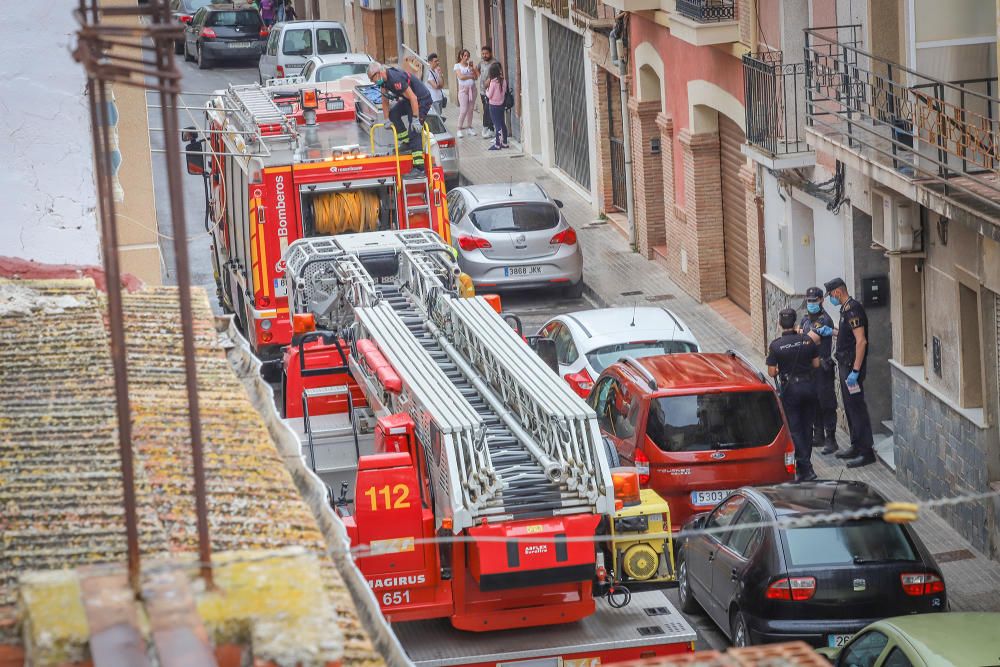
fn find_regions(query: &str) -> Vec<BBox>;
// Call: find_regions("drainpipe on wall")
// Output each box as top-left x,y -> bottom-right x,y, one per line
610,16 -> 636,249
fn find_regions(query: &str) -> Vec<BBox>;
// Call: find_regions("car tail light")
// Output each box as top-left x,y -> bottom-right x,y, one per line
457,235 -> 492,251
634,447 -> 650,486
179,14 -> 192,23
201,27 -> 216,38
784,448 -> 795,475
438,138 -> 455,147
276,65 -> 285,77
766,577 -> 816,601
550,228 -> 578,245
259,27 -> 270,37
564,369 -> 594,398
900,573 -> 945,596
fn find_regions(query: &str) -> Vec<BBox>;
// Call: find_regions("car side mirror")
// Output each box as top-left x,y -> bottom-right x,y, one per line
554,199 -> 564,208
185,139 -> 205,175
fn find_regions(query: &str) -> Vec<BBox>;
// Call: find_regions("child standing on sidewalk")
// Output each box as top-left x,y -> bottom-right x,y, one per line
486,62 -> 508,150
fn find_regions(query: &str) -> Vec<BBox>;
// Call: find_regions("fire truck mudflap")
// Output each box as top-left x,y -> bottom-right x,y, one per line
391,591 -> 696,666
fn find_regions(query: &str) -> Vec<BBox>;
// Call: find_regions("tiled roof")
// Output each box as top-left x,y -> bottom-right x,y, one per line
0,281 -> 381,665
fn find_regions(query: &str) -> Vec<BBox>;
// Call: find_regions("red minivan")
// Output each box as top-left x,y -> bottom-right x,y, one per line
588,352 -> 795,531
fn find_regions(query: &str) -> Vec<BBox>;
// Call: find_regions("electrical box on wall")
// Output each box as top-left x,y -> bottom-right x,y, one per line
360,0 -> 394,10
862,275 -> 889,308
871,189 -> 922,252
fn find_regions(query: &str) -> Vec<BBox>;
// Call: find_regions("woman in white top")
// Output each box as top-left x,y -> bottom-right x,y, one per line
426,53 -> 445,114
453,49 -> 477,137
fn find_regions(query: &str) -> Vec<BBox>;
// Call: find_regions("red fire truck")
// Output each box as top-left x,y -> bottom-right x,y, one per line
277,230 -> 697,664
185,80 -> 448,360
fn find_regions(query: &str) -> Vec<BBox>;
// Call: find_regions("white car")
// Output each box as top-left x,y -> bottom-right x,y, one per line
299,53 -> 373,84
537,307 -> 700,397
258,20 -> 351,82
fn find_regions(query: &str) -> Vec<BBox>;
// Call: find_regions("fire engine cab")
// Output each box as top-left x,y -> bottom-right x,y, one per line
185,80 -> 447,360
277,229 -> 697,664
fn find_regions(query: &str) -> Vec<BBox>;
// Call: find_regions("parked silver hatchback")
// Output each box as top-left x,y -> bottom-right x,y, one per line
446,184 -> 583,296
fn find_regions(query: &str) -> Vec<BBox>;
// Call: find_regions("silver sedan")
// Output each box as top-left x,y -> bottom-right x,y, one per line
445,183 -> 583,297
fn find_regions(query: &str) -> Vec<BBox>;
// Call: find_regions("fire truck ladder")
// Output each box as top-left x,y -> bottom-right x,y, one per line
284,232 -> 613,532
215,83 -> 297,148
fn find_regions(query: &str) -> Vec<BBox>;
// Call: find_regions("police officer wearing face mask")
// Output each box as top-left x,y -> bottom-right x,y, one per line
767,308 -> 820,482
798,287 -> 838,455
825,277 -> 876,468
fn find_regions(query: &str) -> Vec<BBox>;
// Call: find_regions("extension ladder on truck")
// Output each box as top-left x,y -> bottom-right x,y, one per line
282,230 -> 614,532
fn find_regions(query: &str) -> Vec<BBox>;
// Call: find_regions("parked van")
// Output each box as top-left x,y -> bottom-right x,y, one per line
258,20 -> 351,82
589,352 -> 795,530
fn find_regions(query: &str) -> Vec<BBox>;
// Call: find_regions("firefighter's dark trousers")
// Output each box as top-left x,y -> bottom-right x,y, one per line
389,98 -> 431,168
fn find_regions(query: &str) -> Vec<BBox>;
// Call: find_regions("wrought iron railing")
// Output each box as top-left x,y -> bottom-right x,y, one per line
531,0 -> 569,19
804,25 -> 1000,217
743,51 -> 810,157
676,0 -> 736,23
572,0 -> 615,22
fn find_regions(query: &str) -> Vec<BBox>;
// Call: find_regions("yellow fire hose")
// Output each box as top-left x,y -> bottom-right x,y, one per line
312,190 -> 381,235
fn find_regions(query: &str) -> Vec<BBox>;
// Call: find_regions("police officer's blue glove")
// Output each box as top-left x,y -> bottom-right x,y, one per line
846,370 -> 860,387
817,325 -> 833,337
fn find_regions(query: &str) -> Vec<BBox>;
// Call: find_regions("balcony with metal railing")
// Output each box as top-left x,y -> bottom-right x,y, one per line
742,50 -> 814,169
571,0 -> 616,27
530,0 -> 570,19
804,24 -> 1000,224
676,0 -> 735,22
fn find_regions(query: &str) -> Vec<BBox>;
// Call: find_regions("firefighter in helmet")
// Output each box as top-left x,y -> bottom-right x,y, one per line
368,60 -> 433,176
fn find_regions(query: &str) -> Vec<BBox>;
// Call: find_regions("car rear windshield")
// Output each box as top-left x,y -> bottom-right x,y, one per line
645,390 -> 782,452
587,341 -> 698,373
316,63 -> 370,82
782,521 -> 918,566
206,10 -> 261,27
316,28 -> 348,54
469,203 -> 559,233
423,114 -> 447,134
283,28 -> 313,55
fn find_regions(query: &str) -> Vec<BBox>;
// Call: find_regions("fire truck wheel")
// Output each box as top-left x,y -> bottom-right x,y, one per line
197,45 -> 212,70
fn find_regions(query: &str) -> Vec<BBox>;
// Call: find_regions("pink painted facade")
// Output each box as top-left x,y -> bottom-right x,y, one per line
628,13 -> 747,209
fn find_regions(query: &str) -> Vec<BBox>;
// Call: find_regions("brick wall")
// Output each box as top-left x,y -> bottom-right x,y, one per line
593,62 -> 615,213
893,366 -> 998,556
743,163 -> 767,352
629,98 -> 665,257
679,129 -> 726,301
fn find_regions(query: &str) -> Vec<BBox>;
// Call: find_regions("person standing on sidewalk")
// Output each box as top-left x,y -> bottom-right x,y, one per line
477,46 -> 496,138
259,0 -> 275,26
825,277 -> 876,468
453,49 -> 477,137
799,286 -> 838,455
485,62 -> 508,150
767,308 -> 820,482
426,53 -> 445,115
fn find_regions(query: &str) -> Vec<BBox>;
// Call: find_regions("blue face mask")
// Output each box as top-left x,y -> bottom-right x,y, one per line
807,302 -> 821,314
375,77 -> 385,87
829,295 -> 841,307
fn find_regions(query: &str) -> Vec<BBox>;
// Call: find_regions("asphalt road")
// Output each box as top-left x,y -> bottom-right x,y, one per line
148,56 -> 730,654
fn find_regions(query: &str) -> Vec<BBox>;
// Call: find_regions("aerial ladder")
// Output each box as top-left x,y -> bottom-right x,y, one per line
281,230 -> 622,630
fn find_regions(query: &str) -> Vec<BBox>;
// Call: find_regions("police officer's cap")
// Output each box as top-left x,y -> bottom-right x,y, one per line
778,308 -> 797,329
824,277 -> 847,295
805,286 -> 823,301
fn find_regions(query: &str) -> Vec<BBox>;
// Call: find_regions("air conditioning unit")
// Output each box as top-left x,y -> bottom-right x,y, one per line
872,189 -> 922,252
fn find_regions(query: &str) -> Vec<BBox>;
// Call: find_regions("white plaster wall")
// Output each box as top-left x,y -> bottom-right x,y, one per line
0,0 -> 99,265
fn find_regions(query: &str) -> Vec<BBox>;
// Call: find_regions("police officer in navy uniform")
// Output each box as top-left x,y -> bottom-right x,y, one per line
766,308 -> 820,482
825,277 -> 876,468
367,61 -> 433,175
798,286 -> 838,455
